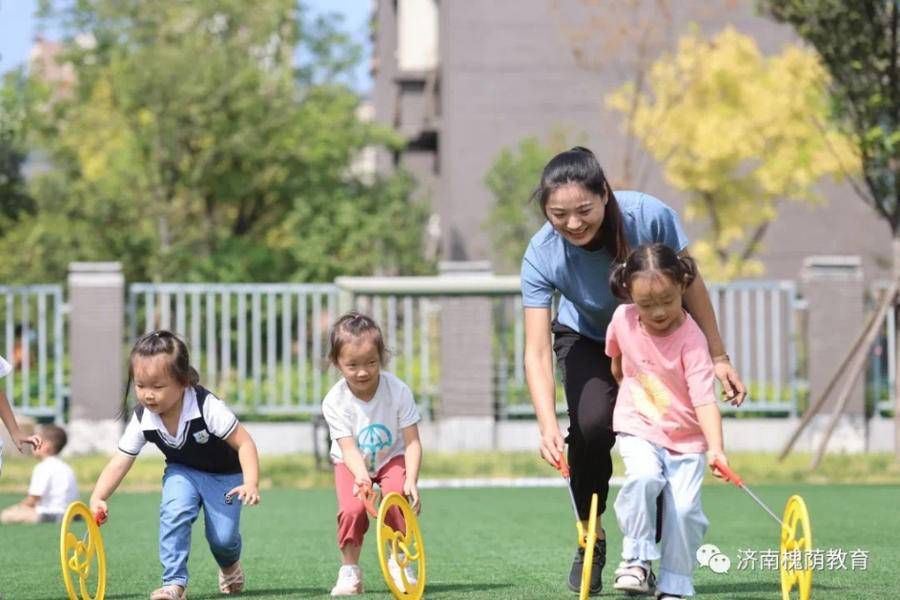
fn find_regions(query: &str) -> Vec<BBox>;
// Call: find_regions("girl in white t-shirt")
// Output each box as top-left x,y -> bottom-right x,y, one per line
321,312 -> 423,596
89,330 -> 261,600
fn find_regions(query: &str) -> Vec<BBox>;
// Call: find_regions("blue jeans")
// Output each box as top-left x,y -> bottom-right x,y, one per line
159,463 -> 244,587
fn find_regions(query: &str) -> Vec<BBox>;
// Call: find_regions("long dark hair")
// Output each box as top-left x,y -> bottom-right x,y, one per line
609,243 -> 697,300
533,146 -> 629,262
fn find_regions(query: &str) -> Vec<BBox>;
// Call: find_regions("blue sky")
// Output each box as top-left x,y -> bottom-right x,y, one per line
0,0 -> 373,91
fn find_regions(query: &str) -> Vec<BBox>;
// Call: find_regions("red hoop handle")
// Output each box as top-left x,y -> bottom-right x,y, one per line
357,483 -> 379,518
711,458 -> 742,486
554,454 -> 570,479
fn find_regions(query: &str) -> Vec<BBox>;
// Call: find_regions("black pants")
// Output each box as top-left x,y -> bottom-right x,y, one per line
552,323 -> 618,520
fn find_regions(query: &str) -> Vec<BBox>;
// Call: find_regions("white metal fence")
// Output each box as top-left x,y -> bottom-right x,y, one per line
708,280 -> 801,415
1,285 -> 66,421
128,283 -> 338,415
6,277 -> 891,422
125,278 -> 806,418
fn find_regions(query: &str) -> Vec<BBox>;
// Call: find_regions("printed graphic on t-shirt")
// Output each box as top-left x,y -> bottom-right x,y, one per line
357,423 -> 393,472
630,372 -> 673,423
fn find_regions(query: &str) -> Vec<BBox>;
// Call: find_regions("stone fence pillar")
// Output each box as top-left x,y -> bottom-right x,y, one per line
67,262 -> 124,454
799,255 -> 865,451
436,261 -> 494,419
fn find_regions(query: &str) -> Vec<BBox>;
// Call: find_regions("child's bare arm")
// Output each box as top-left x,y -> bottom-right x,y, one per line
0,392 -> 41,452
90,453 -> 136,514
610,355 -> 623,384
225,423 -> 261,505
336,437 -> 372,487
401,425 -> 422,512
696,403 -> 727,478
401,425 -> 422,484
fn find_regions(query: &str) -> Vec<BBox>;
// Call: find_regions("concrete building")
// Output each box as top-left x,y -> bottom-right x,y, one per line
371,0 -> 892,283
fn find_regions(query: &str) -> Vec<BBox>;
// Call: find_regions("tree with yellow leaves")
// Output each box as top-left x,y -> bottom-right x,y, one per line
607,27 -> 859,281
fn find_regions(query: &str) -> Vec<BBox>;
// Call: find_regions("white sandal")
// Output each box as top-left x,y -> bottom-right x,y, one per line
149,585 -> 186,600
218,560 -> 244,594
613,562 -> 656,594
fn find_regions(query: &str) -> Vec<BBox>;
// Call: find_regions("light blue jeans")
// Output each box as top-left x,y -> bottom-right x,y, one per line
159,463 -> 244,587
614,434 -> 708,597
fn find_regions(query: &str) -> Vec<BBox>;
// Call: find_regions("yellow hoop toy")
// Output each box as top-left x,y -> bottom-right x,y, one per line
712,460 -> 814,600
375,492 -> 426,600
575,493 -> 599,600
60,501 -> 107,600
552,455 -> 600,600
780,495 -> 812,600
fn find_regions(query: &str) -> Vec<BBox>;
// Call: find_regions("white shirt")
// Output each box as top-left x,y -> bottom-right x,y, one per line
322,371 -> 421,476
118,387 -> 238,455
28,455 -> 79,516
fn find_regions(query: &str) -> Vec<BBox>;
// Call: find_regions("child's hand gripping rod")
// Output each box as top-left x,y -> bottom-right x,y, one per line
554,454 -> 581,523
357,483 -> 379,518
711,458 -> 784,528
79,507 -> 107,548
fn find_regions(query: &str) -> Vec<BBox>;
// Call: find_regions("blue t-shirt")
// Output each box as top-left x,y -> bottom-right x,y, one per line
520,190 -> 689,342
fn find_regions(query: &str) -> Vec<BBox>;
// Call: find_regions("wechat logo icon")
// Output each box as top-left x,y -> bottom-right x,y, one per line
697,543 -> 731,575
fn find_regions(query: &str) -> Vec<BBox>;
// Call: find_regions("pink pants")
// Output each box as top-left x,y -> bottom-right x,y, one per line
335,454 -> 407,548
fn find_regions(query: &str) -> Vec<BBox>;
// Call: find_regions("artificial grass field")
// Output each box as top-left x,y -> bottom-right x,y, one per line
1,484 -> 897,599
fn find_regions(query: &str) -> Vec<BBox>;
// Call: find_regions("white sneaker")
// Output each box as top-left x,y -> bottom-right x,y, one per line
388,553 -> 418,590
330,565 -> 363,596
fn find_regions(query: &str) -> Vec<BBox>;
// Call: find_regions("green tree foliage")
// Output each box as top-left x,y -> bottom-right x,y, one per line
483,133 -> 574,273
0,71 -> 35,238
0,0 -> 430,283
607,27 -> 858,280
759,1 -> 900,238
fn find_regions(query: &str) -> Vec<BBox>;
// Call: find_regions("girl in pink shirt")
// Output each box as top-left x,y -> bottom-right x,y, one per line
605,243 -> 727,599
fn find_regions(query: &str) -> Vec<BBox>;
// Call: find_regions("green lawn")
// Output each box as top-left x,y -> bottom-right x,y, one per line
1,484 -> 897,599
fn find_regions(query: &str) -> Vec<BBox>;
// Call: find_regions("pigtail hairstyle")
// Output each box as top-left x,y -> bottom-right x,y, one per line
533,146 -> 629,262
121,330 -> 199,417
609,260 -> 632,300
327,311 -> 389,367
609,243 -> 697,300
677,254 -> 698,288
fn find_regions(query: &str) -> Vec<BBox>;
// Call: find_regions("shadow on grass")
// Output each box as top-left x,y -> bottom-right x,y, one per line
26,595 -> 146,600
179,584 -> 513,599
695,581 -> 844,595
26,583 -> 514,600
26,596 -> 145,600
421,582 -> 513,594
185,589 -> 325,599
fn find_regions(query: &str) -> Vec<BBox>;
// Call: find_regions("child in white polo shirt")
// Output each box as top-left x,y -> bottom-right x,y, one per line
90,330 -> 261,600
